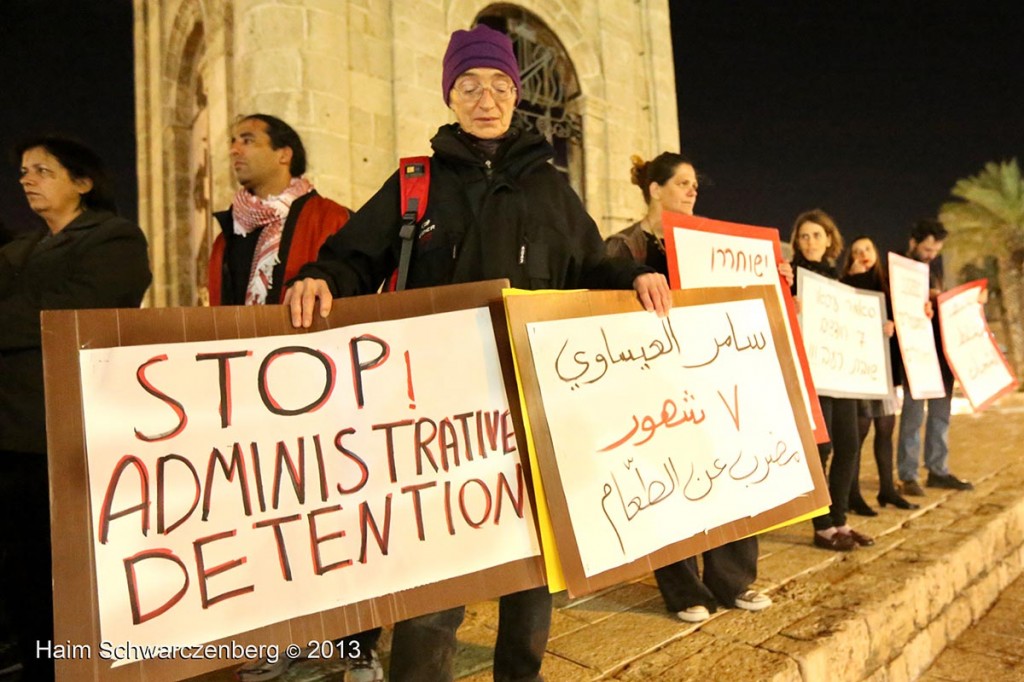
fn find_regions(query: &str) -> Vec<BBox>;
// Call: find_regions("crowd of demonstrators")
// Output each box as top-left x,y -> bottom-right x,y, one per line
894,220 -> 973,496
841,237 -> 919,512
789,210 -> 876,552
0,136 -> 152,681
0,22 -> 981,682
606,152 -> 775,623
284,24 -> 670,682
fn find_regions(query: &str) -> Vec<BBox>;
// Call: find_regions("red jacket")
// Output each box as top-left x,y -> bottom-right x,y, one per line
209,192 -> 350,305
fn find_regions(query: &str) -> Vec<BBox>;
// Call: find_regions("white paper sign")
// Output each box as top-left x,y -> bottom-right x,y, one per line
938,280 -> 1018,411
888,253 -> 946,399
526,299 -> 815,577
79,308 -> 539,653
665,216 -> 827,443
796,269 -> 893,399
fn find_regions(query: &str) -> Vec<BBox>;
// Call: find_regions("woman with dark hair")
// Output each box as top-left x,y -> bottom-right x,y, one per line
0,135 -> 151,680
841,236 -> 919,512
606,152 -> 776,623
790,210 -> 875,551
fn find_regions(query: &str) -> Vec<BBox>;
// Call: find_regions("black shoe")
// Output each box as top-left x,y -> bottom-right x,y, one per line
849,496 -> 879,517
926,472 -> 974,490
900,479 -> 926,496
877,492 -> 920,510
813,531 -> 856,552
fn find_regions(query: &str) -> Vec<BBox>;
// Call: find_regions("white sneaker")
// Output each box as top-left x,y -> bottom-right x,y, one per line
734,590 -> 772,611
675,605 -> 710,623
345,649 -> 384,682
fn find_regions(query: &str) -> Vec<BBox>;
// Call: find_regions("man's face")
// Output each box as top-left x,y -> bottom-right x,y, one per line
229,118 -> 291,195
910,235 -> 944,263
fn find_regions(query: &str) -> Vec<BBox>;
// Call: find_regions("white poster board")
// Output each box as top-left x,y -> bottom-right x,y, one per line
79,307 -> 540,655
796,269 -> 893,399
524,298 -> 815,577
938,279 -> 1018,411
888,252 -> 946,399
662,213 -> 829,444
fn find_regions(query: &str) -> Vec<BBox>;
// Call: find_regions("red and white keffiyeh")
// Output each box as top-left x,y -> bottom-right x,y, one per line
231,177 -> 314,305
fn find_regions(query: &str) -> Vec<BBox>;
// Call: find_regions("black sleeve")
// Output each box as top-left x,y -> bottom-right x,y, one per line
569,188 -> 651,290
0,219 -> 151,350
294,171 -> 402,297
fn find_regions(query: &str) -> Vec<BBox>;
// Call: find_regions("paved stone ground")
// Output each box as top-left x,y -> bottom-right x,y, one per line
187,392 -> 1024,681
918,574 -> 1024,682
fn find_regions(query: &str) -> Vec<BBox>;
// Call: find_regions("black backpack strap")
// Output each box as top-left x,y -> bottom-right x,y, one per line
394,157 -> 430,291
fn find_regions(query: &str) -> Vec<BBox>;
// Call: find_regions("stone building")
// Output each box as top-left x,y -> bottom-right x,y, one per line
134,0 -> 680,306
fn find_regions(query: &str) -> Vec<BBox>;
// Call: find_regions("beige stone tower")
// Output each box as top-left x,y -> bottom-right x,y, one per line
135,0 -> 680,306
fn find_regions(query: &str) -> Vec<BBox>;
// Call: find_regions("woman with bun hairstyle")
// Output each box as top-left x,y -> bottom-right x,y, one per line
790,210 -> 875,551
841,236 -> 919,512
607,152 -> 774,623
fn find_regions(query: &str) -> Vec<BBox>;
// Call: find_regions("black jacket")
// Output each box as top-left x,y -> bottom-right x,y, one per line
0,210 -> 152,453
296,118 -> 650,294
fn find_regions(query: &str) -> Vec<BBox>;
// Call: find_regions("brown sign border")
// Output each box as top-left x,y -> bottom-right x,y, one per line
42,279 -> 545,680
504,285 -> 830,597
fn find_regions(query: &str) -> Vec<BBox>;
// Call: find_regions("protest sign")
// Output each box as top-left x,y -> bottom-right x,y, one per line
42,280 -> 544,680
888,253 -> 946,399
938,279 -> 1018,411
505,286 -> 828,596
796,269 -> 893,399
662,213 -> 828,443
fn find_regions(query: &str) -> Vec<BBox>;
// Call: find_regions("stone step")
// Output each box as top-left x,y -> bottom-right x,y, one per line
455,394 -> 1024,681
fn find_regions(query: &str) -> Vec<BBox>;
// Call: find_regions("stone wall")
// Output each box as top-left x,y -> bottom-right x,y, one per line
135,0 -> 680,305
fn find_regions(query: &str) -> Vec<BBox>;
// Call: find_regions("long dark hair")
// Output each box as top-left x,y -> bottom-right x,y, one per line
842,234 -> 887,287
15,135 -> 117,212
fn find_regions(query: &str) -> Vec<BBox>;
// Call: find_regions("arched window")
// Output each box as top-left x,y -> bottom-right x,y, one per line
475,6 -> 585,199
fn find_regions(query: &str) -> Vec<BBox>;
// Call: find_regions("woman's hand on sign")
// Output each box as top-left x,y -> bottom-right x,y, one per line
883,320 -> 895,338
284,278 -> 334,328
924,300 -> 934,319
633,272 -> 672,317
777,260 -> 794,287
792,295 -> 801,315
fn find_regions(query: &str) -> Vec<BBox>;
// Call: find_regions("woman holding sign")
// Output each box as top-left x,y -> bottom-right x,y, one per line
790,211 -> 875,551
0,136 -> 151,680
842,237 -> 919,512
607,152 -> 774,623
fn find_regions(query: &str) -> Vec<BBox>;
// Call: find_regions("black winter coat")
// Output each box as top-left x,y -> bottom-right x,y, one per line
296,118 -> 650,294
0,210 -> 152,453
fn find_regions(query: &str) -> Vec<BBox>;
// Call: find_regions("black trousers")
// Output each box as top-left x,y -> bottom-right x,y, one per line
812,397 -> 859,530
653,537 -> 758,613
0,453 -> 54,681
353,585 -> 552,681
851,413 -> 897,500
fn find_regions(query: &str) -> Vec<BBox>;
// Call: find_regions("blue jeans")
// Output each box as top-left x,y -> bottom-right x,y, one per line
896,379 -> 952,481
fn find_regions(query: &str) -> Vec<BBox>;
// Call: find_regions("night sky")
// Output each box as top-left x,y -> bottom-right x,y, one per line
0,0 -> 135,239
670,0 -> 1024,256
1,0 -> 1022,262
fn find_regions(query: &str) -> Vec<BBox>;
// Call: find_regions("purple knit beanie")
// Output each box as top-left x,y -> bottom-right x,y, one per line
442,24 -> 522,105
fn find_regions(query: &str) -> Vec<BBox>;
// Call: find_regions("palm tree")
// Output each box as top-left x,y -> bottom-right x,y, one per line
939,159 -> 1024,378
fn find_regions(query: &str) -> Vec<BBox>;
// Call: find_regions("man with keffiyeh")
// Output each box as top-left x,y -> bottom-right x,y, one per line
208,114 -> 350,306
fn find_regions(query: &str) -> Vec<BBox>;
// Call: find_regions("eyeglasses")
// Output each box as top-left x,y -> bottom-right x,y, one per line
452,78 -> 517,103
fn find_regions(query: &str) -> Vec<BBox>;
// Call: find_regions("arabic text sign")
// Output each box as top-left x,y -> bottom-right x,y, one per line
526,297 -> 815,577
79,307 -> 540,653
796,269 -> 893,399
662,212 -> 828,444
938,279 -> 1018,411
888,253 -> 946,399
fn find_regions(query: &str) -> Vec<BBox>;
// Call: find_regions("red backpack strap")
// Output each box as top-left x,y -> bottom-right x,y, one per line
390,156 -> 430,292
